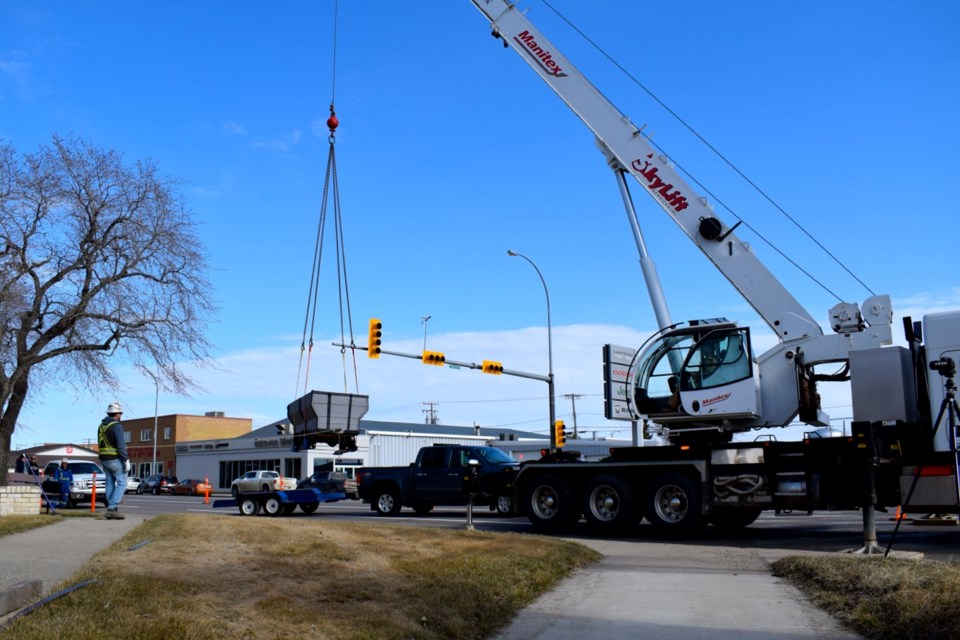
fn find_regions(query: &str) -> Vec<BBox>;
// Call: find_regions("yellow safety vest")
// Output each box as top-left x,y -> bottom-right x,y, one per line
98,420 -> 120,457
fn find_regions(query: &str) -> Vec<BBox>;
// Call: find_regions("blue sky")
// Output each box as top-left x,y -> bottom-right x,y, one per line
3,1 -> 958,450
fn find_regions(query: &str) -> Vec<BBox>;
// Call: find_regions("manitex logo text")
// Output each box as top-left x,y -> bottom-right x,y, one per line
514,30 -> 568,77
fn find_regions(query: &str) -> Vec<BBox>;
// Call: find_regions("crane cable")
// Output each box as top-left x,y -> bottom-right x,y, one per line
541,0 -> 876,301
295,0 -> 360,397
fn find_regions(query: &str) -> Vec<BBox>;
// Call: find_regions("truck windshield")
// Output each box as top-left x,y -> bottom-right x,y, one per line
69,462 -> 105,475
474,448 -> 516,465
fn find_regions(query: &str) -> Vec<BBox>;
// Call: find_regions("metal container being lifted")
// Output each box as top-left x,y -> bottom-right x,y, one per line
286,390 -> 368,452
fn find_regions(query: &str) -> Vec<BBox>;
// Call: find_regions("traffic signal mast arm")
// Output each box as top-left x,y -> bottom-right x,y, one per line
336,340 -> 548,383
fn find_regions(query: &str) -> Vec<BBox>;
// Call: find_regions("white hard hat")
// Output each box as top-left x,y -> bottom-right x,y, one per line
107,401 -> 123,414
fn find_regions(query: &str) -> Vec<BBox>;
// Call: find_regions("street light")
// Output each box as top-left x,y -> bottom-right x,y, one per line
507,249 -> 557,449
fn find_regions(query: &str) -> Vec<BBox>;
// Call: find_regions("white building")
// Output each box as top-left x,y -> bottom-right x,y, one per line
175,420 -> 548,489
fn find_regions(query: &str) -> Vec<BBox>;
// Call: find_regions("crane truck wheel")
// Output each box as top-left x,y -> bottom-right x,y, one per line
300,501 -> 320,514
524,474 -> 578,532
645,471 -> 704,535
708,507 -> 762,531
239,498 -> 260,516
582,474 -> 636,533
374,487 -> 403,516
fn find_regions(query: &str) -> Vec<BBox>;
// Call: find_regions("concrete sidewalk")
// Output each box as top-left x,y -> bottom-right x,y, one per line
0,514 -> 863,639
492,538 -> 863,640
0,514 -> 145,599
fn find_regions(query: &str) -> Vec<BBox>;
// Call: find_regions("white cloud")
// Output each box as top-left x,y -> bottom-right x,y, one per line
221,121 -> 247,136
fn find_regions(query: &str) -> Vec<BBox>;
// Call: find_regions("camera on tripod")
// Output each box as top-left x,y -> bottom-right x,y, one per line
929,357 -> 957,378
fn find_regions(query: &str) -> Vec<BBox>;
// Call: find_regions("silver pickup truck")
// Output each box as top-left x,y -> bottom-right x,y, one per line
42,459 -> 107,507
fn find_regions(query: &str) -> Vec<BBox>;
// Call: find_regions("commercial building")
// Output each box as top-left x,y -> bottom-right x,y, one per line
121,412 -> 251,479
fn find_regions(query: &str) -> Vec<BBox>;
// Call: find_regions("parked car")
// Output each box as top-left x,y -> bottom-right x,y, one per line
297,471 -> 348,494
230,470 -> 296,497
126,476 -> 142,494
41,460 -> 107,508
142,474 -> 179,495
171,479 -> 212,496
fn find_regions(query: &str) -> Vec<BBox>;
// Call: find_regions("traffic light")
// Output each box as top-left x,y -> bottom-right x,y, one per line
554,420 -> 567,448
368,318 -> 382,359
422,350 -> 446,366
481,360 -> 504,375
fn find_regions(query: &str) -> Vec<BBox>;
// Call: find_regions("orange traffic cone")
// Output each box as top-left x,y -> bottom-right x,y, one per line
892,505 -> 908,521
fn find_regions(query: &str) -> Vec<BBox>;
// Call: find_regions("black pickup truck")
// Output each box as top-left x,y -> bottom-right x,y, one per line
356,445 -> 519,516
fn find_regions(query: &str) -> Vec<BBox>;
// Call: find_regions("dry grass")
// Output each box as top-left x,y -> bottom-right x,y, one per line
0,514 -> 598,640
0,514 -> 62,537
773,555 -> 960,640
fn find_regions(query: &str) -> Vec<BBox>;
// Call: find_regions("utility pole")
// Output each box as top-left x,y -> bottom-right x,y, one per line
563,393 -> 583,439
421,401 -> 440,425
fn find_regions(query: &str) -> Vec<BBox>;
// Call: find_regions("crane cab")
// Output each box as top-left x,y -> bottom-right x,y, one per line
628,320 -> 761,426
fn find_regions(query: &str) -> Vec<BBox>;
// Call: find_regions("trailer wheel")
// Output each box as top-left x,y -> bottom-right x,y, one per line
239,498 -> 260,516
264,496 -> 283,516
300,501 -> 320,514
709,508 -> 762,531
645,471 -> 704,534
495,495 -> 514,516
374,487 -> 402,516
583,474 -> 635,533
524,474 -> 578,532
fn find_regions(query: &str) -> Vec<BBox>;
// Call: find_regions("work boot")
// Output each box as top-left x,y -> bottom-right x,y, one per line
105,509 -> 125,520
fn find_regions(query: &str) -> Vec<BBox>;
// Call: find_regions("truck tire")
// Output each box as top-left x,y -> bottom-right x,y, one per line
412,503 -> 434,516
524,474 -> 578,532
645,471 -> 704,534
374,487 -> 402,516
582,474 -> 636,533
495,495 -> 514,516
239,498 -> 260,516
300,502 -> 320,514
709,508 -> 762,531
261,484 -> 271,493
264,496 -> 283,516
231,486 -> 239,499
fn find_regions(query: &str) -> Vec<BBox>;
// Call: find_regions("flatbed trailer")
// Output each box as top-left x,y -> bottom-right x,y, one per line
213,488 -> 346,517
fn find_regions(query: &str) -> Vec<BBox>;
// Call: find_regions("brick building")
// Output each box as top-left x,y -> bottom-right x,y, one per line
123,412 -> 251,478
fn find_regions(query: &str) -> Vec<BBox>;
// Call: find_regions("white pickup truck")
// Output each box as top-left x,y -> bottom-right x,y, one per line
230,470 -> 297,497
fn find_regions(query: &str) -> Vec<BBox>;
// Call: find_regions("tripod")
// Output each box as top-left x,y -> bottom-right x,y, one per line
885,357 -> 960,556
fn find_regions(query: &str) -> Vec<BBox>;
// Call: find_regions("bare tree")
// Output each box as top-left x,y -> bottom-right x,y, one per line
0,134 -> 215,483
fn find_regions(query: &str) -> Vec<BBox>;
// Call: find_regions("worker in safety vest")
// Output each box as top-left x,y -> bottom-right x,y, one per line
54,458 -> 74,507
98,402 -> 129,519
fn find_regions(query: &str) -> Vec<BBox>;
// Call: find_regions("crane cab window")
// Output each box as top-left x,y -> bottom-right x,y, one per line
680,329 -> 752,391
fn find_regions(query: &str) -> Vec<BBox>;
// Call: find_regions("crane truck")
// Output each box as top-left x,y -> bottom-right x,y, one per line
468,0 -> 960,539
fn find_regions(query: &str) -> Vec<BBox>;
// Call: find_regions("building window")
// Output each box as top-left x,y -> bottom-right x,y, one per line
163,426 -> 172,440
124,431 -> 131,444
141,429 -> 152,442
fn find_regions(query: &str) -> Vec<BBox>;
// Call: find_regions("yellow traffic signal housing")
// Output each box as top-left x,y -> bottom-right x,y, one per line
554,420 -> 567,448
422,350 -> 446,366
481,360 -> 504,375
368,318 -> 382,359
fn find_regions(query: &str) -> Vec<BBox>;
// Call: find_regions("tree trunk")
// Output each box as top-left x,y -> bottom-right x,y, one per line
0,375 -> 29,486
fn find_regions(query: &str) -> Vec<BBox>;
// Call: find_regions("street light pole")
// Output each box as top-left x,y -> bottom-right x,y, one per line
507,250 -> 556,449
144,369 -> 159,477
